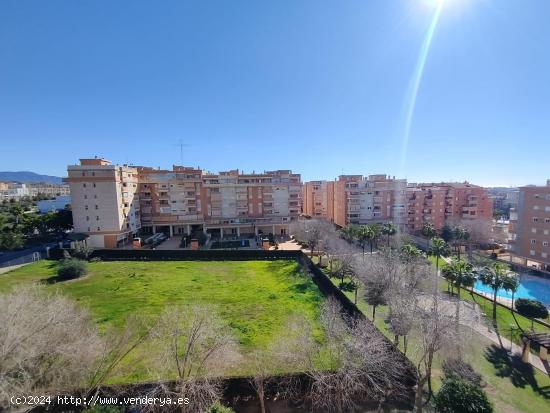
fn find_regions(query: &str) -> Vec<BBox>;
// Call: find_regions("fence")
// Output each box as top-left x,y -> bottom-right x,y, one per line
0,245 -> 54,269
89,248 -> 303,261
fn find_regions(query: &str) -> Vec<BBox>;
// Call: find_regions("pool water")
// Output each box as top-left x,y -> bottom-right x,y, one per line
474,274 -> 550,307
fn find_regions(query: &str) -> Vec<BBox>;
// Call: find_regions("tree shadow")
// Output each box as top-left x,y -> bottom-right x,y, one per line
484,344 -> 550,399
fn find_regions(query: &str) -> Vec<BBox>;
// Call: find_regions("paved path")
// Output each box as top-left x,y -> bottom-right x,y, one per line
422,294 -> 550,375
0,262 -> 32,274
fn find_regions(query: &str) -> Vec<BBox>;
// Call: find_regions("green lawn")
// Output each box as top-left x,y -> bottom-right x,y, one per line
324,258 -> 550,413
0,260 -> 325,382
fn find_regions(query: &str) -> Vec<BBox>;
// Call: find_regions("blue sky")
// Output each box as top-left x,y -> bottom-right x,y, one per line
1,0 -> 549,186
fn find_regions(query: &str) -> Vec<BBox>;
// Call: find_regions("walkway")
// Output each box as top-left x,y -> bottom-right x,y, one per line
421,294 -> 550,375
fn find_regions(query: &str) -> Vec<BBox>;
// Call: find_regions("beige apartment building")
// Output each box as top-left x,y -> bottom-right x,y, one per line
138,167 -> 301,238
509,180 -> 550,271
67,159 -> 301,247
65,159 -> 140,248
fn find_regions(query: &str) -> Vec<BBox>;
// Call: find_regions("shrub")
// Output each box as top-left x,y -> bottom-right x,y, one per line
207,403 -> 234,413
442,358 -> 483,387
71,244 -> 94,260
57,258 -> 88,280
434,376 -> 493,413
515,298 -> 549,326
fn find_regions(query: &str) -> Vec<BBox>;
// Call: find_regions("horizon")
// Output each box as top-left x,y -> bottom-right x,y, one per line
1,0 -> 549,188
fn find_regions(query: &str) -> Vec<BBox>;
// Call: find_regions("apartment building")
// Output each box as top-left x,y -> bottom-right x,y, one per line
67,159 -> 302,247
65,159 -> 140,248
406,182 -> 493,232
28,183 -> 71,197
509,180 -> 550,271
138,167 -> 301,238
302,175 -> 407,228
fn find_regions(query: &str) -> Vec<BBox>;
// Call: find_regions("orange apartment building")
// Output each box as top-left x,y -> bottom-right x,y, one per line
302,175 -> 407,229
509,180 -> 550,271
406,182 -> 493,232
67,159 -> 301,247
302,177 -> 492,232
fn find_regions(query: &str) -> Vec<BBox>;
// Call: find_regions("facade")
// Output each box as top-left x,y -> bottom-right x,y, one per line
65,159 -> 140,248
67,159 -> 302,247
509,181 -> 550,271
138,166 -> 301,238
302,175 -> 407,228
406,182 -> 493,232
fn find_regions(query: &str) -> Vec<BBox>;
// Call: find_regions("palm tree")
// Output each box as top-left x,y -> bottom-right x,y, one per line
341,225 -> 356,243
355,225 -> 369,256
365,223 -> 381,254
381,222 -> 397,247
421,222 -> 436,251
451,226 -> 469,259
400,243 -> 422,278
477,262 -> 519,325
444,259 -> 476,329
428,237 -> 451,275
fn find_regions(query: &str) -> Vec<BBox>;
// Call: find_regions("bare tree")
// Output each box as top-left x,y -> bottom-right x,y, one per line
0,286 -> 102,409
290,218 -> 335,259
303,299 -> 409,413
356,248 -> 401,320
152,305 -> 241,413
412,293 -> 458,413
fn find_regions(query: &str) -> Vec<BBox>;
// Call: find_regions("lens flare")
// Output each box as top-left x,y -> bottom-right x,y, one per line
399,1 -> 444,171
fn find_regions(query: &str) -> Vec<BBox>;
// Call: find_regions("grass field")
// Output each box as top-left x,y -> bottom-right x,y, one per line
0,260 -> 325,382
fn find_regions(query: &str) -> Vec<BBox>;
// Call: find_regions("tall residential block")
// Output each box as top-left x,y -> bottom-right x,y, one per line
67,159 -> 301,247
509,181 -> 550,271
406,182 -> 493,232
302,174 -> 407,228
65,158 -> 140,248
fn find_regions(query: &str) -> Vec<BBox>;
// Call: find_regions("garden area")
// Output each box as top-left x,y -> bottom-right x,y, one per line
0,259 -> 325,382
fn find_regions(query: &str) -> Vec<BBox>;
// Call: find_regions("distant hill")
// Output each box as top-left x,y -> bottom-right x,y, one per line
0,171 -> 63,184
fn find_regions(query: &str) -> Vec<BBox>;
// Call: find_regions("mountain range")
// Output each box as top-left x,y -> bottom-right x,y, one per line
0,171 -> 63,184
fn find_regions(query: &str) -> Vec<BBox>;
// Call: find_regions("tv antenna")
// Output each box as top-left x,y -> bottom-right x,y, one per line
173,139 -> 190,164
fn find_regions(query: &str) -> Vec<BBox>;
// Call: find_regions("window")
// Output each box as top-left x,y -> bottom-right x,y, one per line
543,252 -> 548,259
546,218 -> 550,223
94,194 -> 97,199
96,216 -> 99,221
532,228 -> 537,233
85,205 -> 88,210
531,239 -> 537,244
544,241 -> 549,247
533,217 -> 539,223
83,183 -> 87,188
534,205 -> 540,210
97,227 -> 100,231
92,172 -> 95,176
93,183 -> 96,188
84,195 -> 87,199
545,230 -> 549,235
82,172 -> 86,176
546,206 -> 550,212
95,205 -> 98,210
87,227 -> 90,232
86,216 -> 89,221
530,250 -> 536,256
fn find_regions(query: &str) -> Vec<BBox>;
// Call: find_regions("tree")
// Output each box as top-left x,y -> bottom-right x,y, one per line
413,293 -> 458,413
341,225 -> 356,243
477,262 -> 518,324
515,299 -> 549,330
357,249 -> 399,320
0,232 -> 24,250
434,376 -> 493,413
0,286 -> 102,409
290,219 -> 334,259
421,222 -> 436,251
442,259 -> 475,330
441,224 -> 453,243
152,305 -> 241,412
428,237 -> 451,277
381,222 -> 397,247
304,299 -> 409,413
451,226 -> 469,259
366,223 -> 381,253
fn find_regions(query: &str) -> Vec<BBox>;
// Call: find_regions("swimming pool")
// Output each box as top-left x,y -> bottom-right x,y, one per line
474,273 -> 550,307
